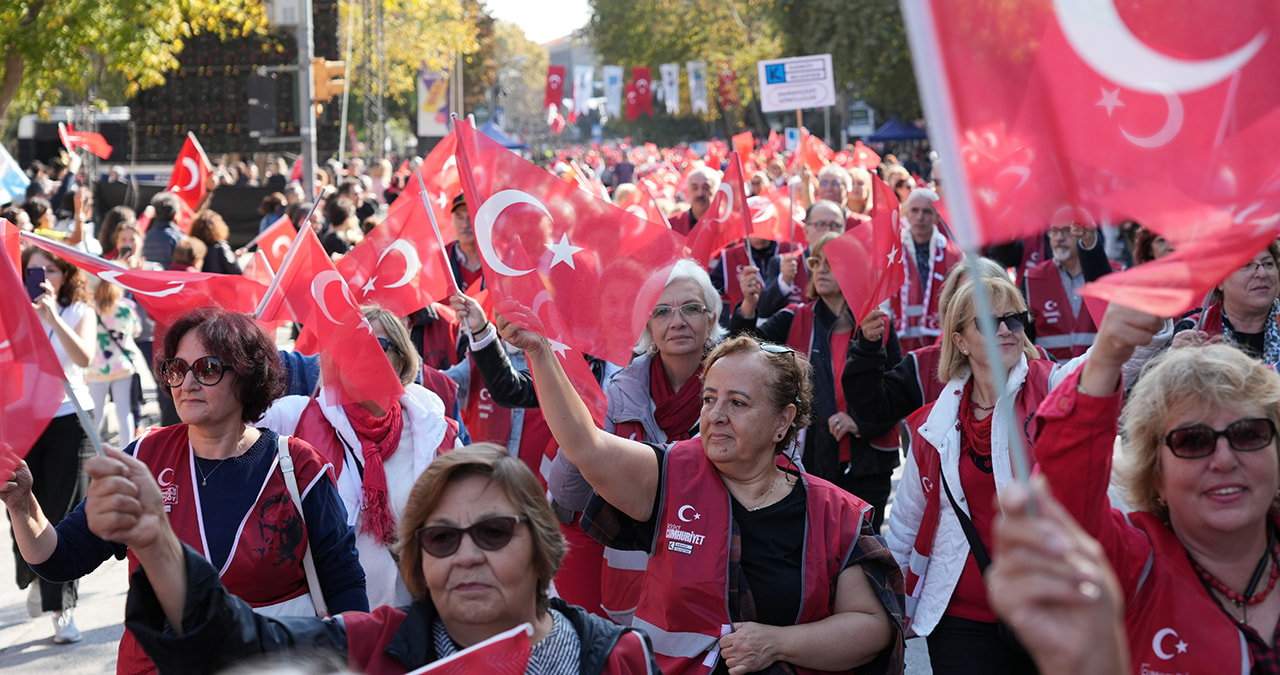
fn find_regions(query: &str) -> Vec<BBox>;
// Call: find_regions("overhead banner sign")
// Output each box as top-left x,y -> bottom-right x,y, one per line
756,54 -> 835,113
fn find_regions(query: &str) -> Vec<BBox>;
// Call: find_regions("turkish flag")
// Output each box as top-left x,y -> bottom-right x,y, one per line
706,139 -> 727,171
289,155 -> 304,183
912,0 -> 1280,250
545,65 -> 566,110
749,186 -> 806,244
338,166 -> 455,316
410,623 -> 531,675
688,152 -> 752,266
789,128 -> 832,175
616,181 -> 669,229
0,249 -> 67,484
57,123 -> 113,160
255,215 -> 296,272
826,175 -> 906,323
2,218 -> 19,272
632,66 -> 653,116
453,118 -> 685,366
258,226 -> 404,408
763,129 -> 783,157
165,133 -> 212,218
624,83 -> 640,122
850,141 -> 881,171
21,232 -> 268,328
732,131 -> 755,164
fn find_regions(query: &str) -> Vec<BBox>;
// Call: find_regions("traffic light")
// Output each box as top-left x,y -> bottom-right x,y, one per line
312,57 -> 346,102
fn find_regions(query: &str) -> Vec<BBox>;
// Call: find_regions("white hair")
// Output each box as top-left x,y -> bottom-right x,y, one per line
634,259 -> 727,354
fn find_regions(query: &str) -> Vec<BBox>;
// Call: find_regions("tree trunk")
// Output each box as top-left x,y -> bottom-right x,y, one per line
0,47 -> 23,126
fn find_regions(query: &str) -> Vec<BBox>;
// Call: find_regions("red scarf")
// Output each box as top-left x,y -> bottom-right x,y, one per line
344,400 -> 404,544
650,356 -> 703,442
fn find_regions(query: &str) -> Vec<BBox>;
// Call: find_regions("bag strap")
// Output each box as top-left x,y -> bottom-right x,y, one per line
940,470 -> 993,571
277,434 -> 330,617
95,312 -> 139,371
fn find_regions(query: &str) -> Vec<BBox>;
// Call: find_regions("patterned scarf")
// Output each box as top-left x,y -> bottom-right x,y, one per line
344,400 -> 404,544
1220,299 -> 1280,365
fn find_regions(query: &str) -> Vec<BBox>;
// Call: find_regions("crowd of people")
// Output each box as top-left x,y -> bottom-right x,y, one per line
1,136 -> 1276,675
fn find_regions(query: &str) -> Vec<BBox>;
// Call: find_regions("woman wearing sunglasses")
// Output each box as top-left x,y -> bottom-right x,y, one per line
730,232 -> 903,531
886,274 -> 1083,674
1,307 -> 368,673
504,321 -> 905,674
257,304 -> 457,609
81,444 -> 659,674
1034,303 -> 1280,672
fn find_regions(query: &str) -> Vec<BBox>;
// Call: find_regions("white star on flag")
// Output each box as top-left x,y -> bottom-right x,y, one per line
1095,88 -> 1125,117
434,191 -> 449,210
545,233 -> 583,269
886,244 -> 900,267
547,337 -> 571,357
977,187 -> 999,206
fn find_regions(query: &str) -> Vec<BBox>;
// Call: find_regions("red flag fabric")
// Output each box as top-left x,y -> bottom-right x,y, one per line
762,130 -> 783,157
632,66 -> 653,116
453,119 -> 685,366
789,128 -> 832,175
688,152 -> 752,266
255,215 -> 296,272
732,132 -> 755,163
705,139 -> 728,172
825,174 -> 907,323
850,141 -> 881,171
164,133 -> 211,218
412,623 -> 531,675
545,65 -> 566,110
616,183 -> 668,228
289,155 -> 304,183
2,218 -> 19,272
0,248 -> 67,484
914,0 -> 1280,249
748,187 -> 806,244
258,226 -> 404,408
624,83 -> 640,122
337,166 -> 455,316
21,232 -> 267,328
57,123 -> 113,160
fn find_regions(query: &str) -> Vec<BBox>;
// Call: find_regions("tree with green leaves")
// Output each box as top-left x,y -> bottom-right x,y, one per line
0,0 -> 270,124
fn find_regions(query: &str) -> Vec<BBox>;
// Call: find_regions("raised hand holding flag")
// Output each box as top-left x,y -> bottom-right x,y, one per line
58,123 -> 113,160
165,133 -> 212,218
825,174 -> 906,323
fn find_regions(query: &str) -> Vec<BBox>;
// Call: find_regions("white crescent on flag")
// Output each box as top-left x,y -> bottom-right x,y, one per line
473,190 -> 549,277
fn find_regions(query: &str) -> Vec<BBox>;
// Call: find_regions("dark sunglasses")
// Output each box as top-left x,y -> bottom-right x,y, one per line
376,337 -> 398,354
972,311 -> 1030,334
894,180 -> 911,190
415,515 -> 526,558
159,356 -> 228,388
1164,418 -> 1277,459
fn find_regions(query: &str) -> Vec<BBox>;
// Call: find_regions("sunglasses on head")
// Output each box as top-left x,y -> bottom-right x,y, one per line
1164,418 -> 1277,459
415,515 -> 526,558
971,311 -> 1030,334
159,356 -> 228,388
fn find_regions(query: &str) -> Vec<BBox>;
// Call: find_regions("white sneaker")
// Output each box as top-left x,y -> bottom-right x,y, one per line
53,610 -> 81,644
26,583 -> 42,618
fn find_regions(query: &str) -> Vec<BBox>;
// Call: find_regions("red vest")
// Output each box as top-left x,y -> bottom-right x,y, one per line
720,242 -> 799,308
1117,511 -> 1252,675
118,426 -> 330,674
910,344 -> 946,406
786,302 -> 899,457
343,605 -> 655,675
294,397 -> 459,483
632,439 -> 869,675
901,362 -> 1051,634
1025,260 -> 1097,360
892,235 -> 962,353
418,303 -> 460,370
461,359 -> 556,485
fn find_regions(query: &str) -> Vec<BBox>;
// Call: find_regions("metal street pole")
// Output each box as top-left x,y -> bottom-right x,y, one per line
299,0 -> 317,195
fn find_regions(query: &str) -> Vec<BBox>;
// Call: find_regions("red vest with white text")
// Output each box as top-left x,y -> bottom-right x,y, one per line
891,236 -> 962,353
632,439 -> 869,675
786,302 -> 900,457
117,426 -> 330,674
1025,260 -> 1097,360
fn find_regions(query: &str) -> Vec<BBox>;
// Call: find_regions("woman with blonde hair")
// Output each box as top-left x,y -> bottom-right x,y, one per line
888,274 -> 1080,673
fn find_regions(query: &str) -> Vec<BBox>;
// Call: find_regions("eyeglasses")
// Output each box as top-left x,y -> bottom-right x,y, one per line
806,256 -> 831,271
376,337 -> 398,354
651,302 -> 708,321
1164,418 -> 1277,459
817,179 -> 845,189
415,515 -> 526,558
971,311 -> 1030,334
1238,259 -> 1279,274
807,219 -> 843,232
159,356 -> 228,388
894,180 -> 912,190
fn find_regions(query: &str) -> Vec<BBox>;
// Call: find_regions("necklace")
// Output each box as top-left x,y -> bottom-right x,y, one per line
969,400 -> 996,412
195,456 -> 227,486
746,473 -> 792,511
1190,531 -> 1280,610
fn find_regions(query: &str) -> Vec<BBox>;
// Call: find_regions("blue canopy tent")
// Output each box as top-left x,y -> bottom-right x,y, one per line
480,120 -> 528,150
866,116 -> 928,142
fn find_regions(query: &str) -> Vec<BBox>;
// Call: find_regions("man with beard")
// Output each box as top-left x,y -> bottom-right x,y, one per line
667,166 -> 719,236
1024,223 -> 1114,360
